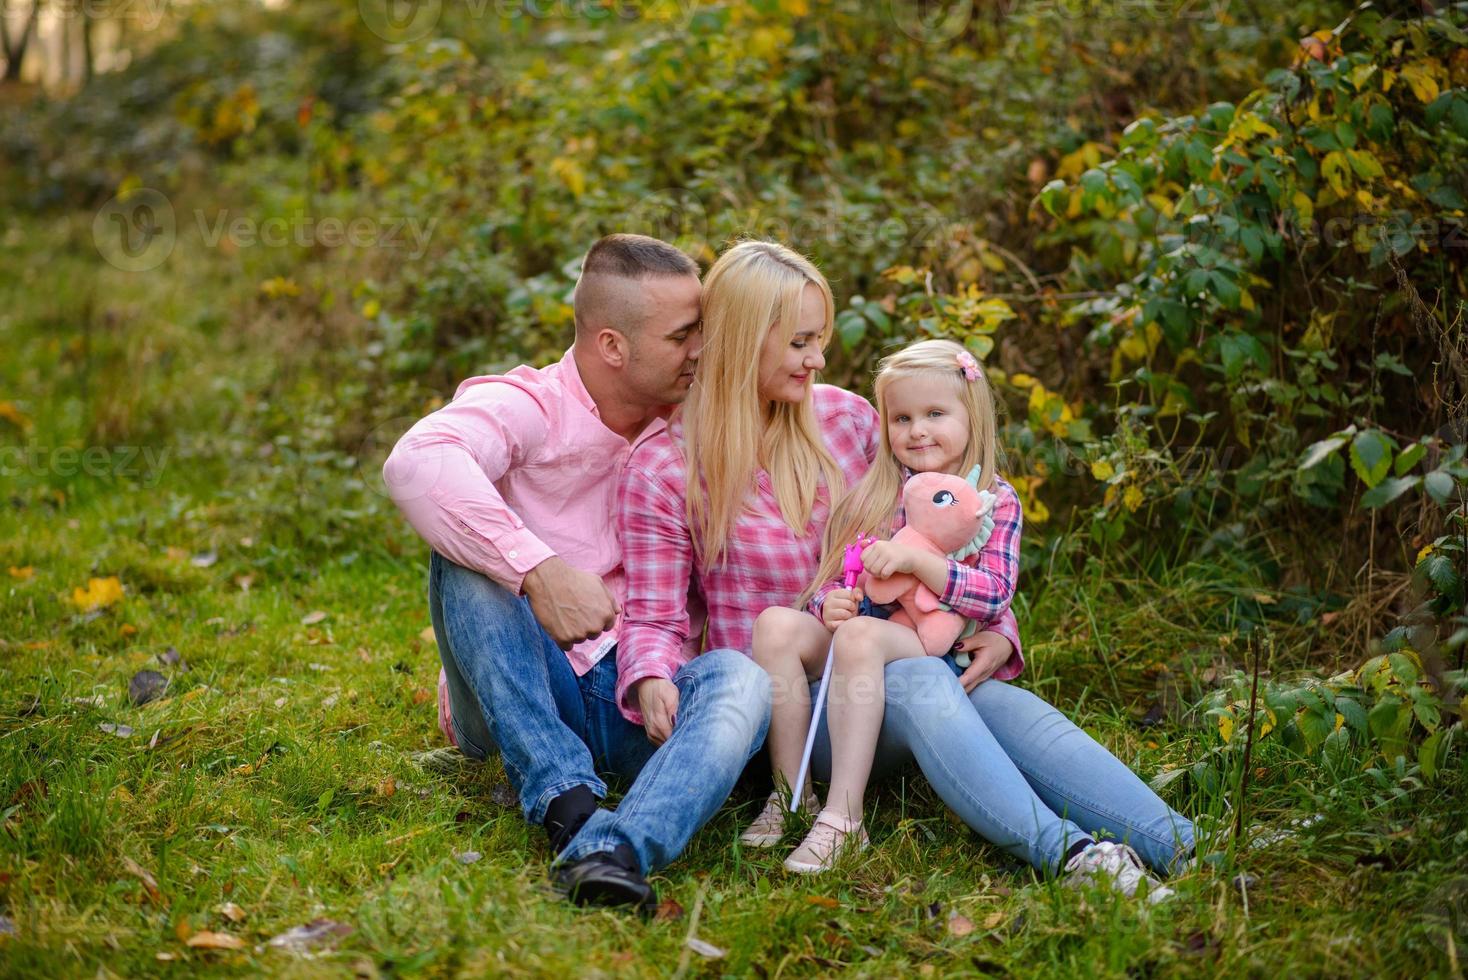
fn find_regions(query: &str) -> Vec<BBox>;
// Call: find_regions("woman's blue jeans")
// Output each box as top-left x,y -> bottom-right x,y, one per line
805,656 -> 1195,876
429,552 -> 771,873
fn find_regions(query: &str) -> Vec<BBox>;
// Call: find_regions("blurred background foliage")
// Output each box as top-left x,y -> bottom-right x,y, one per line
3,0 -> 1465,736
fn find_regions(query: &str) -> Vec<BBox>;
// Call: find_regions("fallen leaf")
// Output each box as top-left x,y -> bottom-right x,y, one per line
454,850 -> 481,864
0,401 -> 32,431
685,937 -> 726,960
983,912 -> 1005,929
301,611 -> 328,625
8,566 -> 34,580
376,777 -> 396,797
128,670 -> 169,706
218,902 -> 246,923
175,917 -> 194,942
235,574 -> 255,593
267,918 -> 354,954
119,623 -> 138,638
186,930 -> 245,950
947,912 -> 975,937
654,898 -> 684,921
806,895 -> 840,909
411,688 -> 431,705
100,723 -> 135,737
71,576 -> 124,612
159,647 -> 187,669
418,625 -> 436,646
155,952 -> 176,962
191,551 -> 218,568
122,856 -> 166,906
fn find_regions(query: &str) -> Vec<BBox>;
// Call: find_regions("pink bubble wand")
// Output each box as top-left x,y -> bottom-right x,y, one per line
790,535 -> 874,811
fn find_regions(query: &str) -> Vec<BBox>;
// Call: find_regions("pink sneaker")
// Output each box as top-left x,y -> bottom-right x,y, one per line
783,810 -> 868,874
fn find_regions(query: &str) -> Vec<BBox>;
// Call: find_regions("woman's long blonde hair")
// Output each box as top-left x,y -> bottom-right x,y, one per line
682,240 -> 845,568
798,339 -> 1001,606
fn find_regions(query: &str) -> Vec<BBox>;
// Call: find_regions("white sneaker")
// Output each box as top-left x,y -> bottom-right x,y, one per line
1064,841 -> 1175,904
782,810 -> 868,874
740,790 -> 817,848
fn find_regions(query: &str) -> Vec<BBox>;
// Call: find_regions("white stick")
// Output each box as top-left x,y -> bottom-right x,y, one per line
790,638 -> 835,811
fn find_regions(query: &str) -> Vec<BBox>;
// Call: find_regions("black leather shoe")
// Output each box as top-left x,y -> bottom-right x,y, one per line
554,848 -> 656,914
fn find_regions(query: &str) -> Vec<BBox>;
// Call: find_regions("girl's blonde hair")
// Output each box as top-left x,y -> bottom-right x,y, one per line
682,240 -> 846,568
798,338 -> 1001,606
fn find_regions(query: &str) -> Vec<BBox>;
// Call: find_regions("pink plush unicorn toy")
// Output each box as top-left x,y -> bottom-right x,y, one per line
860,465 -> 997,660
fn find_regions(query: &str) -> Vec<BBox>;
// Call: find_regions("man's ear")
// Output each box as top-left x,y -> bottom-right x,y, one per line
596,327 -> 632,369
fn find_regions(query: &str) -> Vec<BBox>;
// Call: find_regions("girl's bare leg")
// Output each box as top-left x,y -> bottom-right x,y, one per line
750,606 -> 835,793
823,617 -> 927,824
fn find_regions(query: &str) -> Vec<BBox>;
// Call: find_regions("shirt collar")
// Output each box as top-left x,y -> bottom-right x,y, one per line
559,347 -> 600,419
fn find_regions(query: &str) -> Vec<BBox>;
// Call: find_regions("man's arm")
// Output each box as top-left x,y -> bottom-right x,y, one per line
382,381 -> 616,647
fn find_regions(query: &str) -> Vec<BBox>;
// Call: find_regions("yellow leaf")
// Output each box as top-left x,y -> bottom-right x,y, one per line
1321,152 -> 1349,197
1091,460 -> 1115,481
1123,486 -> 1144,512
1008,373 -> 1038,389
71,576 -> 124,612
1400,61 -> 1441,103
361,299 -> 381,319
549,157 -> 586,198
0,400 -> 32,431
258,276 -> 301,299
1417,544 -> 1435,564
1218,710 -> 1235,743
8,565 -> 34,580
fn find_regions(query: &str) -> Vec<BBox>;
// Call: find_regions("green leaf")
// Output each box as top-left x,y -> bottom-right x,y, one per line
1349,430 -> 1394,488
1387,653 -> 1420,686
1298,708 -> 1334,749
1419,729 -> 1444,781
1413,699 -> 1441,732
1334,696 -> 1368,735
1368,696 -> 1407,738
1422,553 -> 1460,596
1424,469 -> 1455,504
1346,149 -> 1383,180
836,309 -> 867,350
1361,475 -> 1420,508
1394,441 -> 1428,475
1299,433 -> 1351,470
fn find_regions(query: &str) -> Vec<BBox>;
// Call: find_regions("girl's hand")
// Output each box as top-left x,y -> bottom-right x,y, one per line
859,541 -> 916,580
821,587 -> 863,631
955,630 -> 1014,693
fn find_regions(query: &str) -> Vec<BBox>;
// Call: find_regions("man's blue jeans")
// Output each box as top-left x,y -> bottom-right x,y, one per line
805,657 -> 1195,876
428,553 -> 771,874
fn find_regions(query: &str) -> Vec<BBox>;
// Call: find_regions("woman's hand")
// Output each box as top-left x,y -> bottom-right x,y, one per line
821,587 -> 863,631
859,541 -> 917,579
636,677 -> 680,746
955,630 -> 1014,693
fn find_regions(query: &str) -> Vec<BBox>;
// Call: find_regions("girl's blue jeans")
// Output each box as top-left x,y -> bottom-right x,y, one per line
808,601 -> 1195,876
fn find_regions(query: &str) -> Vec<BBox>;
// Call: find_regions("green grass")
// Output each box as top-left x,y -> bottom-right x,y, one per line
2,209 -> 1465,978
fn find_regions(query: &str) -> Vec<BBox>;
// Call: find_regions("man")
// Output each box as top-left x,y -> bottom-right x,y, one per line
383,234 -> 770,911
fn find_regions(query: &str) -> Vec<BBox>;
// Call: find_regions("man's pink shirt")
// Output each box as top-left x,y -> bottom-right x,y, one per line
382,347 -> 665,675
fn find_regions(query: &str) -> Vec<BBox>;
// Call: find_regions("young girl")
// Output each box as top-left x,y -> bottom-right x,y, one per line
744,339 -> 1027,873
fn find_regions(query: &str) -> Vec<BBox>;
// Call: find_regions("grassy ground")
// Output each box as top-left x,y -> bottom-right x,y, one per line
3,208 -> 1466,978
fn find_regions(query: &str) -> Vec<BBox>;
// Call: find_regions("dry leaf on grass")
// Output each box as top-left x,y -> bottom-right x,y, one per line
121,857 -> 165,906
71,576 -> 124,612
218,902 -> 246,923
947,913 -> 975,937
685,937 -> 725,959
300,611 -> 328,625
186,931 -> 245,950
100,723 -> 135,738
983,912 -> 1005,930
654,898 -> 684,921
267,918 -> 354,954
128,670 -> 169,706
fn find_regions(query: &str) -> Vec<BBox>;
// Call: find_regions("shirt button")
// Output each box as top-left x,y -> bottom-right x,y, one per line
508,550 -> 518,559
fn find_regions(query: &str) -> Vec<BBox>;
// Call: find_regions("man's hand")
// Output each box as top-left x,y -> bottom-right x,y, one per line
636,677 -> 679,746
821,587 -> 864,631
858,540 -> 918,580
522,556 -> 620,650
955,630 -> 1014,694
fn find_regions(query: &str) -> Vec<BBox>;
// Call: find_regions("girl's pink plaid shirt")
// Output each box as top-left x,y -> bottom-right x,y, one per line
614,384 -> 1024,724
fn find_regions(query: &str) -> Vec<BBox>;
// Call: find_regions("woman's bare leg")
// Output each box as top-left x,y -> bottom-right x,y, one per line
750,606 -> 834,793
823,617 -> 927,823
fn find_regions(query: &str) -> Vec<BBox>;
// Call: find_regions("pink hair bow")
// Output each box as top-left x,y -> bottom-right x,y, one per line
956,349 -> 981,381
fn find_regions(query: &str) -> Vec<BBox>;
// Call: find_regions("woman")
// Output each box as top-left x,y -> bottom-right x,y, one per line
614,240 -> 1194,897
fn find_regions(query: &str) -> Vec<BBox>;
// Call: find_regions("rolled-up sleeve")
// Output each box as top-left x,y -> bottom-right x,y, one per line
940,481 -> 1021,622
614,456 -> 697,723
382,383 -> 556,594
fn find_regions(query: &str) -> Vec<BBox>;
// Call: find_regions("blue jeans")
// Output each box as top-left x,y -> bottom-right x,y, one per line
805,656 -> 1195,876
429,552 -> 771,873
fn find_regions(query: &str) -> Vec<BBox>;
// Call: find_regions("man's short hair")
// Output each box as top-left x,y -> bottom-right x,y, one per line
579,234 -> 699,281
573,235 -> 699,339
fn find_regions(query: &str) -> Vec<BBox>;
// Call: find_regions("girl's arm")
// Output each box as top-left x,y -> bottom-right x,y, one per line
614,453 -> 698,725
